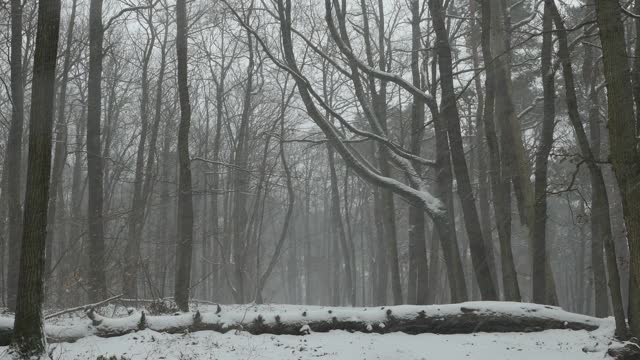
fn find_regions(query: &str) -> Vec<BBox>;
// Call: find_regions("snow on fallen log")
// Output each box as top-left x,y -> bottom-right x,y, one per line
0,301 -> 601,345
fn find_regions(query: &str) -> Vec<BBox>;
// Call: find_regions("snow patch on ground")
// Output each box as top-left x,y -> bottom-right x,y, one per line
33,324 -> 616,360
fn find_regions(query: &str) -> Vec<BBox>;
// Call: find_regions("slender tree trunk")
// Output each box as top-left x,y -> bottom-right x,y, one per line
255,109 -> 295,304
428,54 -> 468,303
124,9 -> 156,298
327,145 -> 355,305
470,0 -> 498,296
630,0 -> 640,336
429,0 -> 497,300
407,0 -> 429,305
148,20 -> 170,298
372,187 -> 387,305
156,108 -> 173,298
69,101 -> 86,305
369,0 -> 403,305
283,0 -> 469,306
11,0 -> 61,354
532,1 -> 555,304
304,173 -> 313,304
580,3 -> 608,318
4,0 -> 25,311
87,0 -> 107,302
46,0 -> 78,283
343,169 -> 357,305
490,0 -> 558,304
478,0 -> 520,301
552,0 -> 628,337
210,82 -> 223,298
231,29 -> 255,304
174,0 -> 195,312
633,0 -> 640,132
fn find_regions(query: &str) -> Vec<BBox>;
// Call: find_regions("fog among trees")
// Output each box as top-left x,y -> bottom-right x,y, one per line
1,0 -> 640,357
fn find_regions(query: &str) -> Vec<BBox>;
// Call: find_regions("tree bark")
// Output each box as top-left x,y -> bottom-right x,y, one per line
87,0 -> 108,302
327,145 -> 355,306
358,0 -> 403,305
408,0 -> 429,305
633,0 -> 640,132
174,0 -> 195,312
11,0 -> 62,354
148,17 -> 170,298
552,0 -> 628,337
470,0 -> 498,297
231,26 -> 255,304
429,0 -> 497,300
479,0 -> 521,302
594,0 -> 640,338
579,3 -> 608,319
4,0 -> 25,311
429,57 -> 468,303
489,0 -> 558,304
372,187 -> 388,305
532,0 -> 555,304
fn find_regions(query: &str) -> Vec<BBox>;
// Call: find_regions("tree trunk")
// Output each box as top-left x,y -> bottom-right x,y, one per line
581,4 -> 607,319
231,28 -> 255,304
0,303 -> 600,345
327,145 -> 355,306
45,0 -> 78,284
148,19 -> 170,298
552,0 -> 628,337
282,0 -> 468,306
532,0 -> 555,304
429,0 -> 497,300
428,55 -> 468,303
11,0 -> 61,354
372,187 -> 388,305
174,0 -> 195,312
256,106 -> 295,304
4,0 -> 25,311
123,8 -> 156,298
478,0 -> 520,302
156,105 -> 173,299
633,0 -> 640,132
407,0 -> 429,305
490,0 -> 558,304
87,0 -> 107,302
470,0 -> 498,297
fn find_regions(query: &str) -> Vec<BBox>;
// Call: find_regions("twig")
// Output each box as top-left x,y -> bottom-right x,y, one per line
103,0 -> 160,31
45,294 -> 123,320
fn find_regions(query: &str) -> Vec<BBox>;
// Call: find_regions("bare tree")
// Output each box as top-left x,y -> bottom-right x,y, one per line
87,0 -> 108,301
479,0 -> 520,302
407,0 -> 429,305
531,0 -> 555,304
428,0 -> 497,300
174,0 -> 195,312
11,0 -> 62,354
593,0 -> 640,338
123,0 -> 157,298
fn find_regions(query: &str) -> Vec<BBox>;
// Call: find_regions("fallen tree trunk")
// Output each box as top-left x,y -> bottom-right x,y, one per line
0,302 -> 600,345
608,342 -> 640,360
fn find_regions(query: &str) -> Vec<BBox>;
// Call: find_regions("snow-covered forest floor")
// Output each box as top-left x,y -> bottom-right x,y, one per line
0,302 -> 625,359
